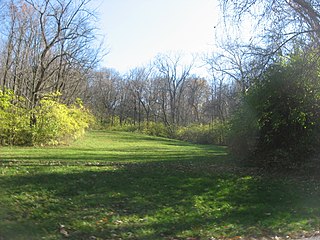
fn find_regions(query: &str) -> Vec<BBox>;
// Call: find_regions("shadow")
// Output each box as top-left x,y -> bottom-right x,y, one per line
1,131 -> 319,239
0,160 -> 319,239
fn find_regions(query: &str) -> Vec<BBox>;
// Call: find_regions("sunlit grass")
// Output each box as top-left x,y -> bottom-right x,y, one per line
1,131 -> 227,164
0,131 -> 319,239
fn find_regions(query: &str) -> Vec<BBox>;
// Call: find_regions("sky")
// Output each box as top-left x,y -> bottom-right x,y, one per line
93,0 -> 220,75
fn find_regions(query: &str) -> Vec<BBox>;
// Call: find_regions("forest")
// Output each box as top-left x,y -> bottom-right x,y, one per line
1,0 -> 320,239
1,0 -> 320,168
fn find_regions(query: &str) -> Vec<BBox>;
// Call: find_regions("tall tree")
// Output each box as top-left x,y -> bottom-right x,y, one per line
220,0 -> 320,51
0,0 -> 101,111
154,53 -> 194,130
127,66 -> 156,127
86,68 -> 122,125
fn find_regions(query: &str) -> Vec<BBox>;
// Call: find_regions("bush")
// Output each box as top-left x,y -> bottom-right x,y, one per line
0,89 -> 31,145
101,115 -> 228,145
229,53 -> 320,167
0,90 -> 94,146
177,122 -> 228,145
142,121 -> 171,138
227,100 -> 259,159
104,119 -> 171,138
32,95 -> 94,145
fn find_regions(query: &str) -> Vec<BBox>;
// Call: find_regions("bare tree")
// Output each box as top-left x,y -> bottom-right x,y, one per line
87,68 -> 122,125
0,0 -> 102,115
220,0 -> 320,51
127,65 -> 157,127
181,76 -> 210,124
154,53 -> 194,130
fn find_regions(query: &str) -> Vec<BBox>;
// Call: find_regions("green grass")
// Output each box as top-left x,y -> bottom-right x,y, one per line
0,131 -> 319,240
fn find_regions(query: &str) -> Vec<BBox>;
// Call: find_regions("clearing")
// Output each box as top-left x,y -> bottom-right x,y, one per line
0,131 -> 319,240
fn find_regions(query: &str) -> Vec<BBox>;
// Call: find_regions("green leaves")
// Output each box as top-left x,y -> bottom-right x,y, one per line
32,96 -> 93,145
0,89 -> 30,145
229,50 -> 320,167
0,90 -> 94,146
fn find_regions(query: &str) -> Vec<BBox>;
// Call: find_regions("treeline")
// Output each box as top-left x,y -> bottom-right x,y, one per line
87,48 -> 320,169
218,0 -> 320,168
2,0 -> 320,170
84,0 -> 320,169
85,53 -> 234,145
0,0 -> 99,145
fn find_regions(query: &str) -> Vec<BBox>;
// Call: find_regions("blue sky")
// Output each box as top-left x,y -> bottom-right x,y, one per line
93,0 -> 220,74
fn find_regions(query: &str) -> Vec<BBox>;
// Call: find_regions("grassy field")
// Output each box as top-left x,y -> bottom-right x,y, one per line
0,131 -> 319,240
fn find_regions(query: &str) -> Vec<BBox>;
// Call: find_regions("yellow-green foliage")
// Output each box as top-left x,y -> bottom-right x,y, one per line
0,90 -> 30,145
142,121 -> 170,138
104,119 -> 171,138
0,90 -> 94,146
32,94 -> 94,145
100,115 -> 228,145
176,121 -> 229,145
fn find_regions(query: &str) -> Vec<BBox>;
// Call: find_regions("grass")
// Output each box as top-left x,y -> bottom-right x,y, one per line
0,131 -> 320,240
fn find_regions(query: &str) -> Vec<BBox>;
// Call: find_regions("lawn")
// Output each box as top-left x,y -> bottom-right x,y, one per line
0,131 -> 319,240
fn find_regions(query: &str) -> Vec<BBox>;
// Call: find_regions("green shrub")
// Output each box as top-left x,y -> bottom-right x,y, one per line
142,121 -> 171,138
104,119 -> 171,138
0,89 -> 31,145
32,95 -> 94,145
105,117 -> 141,132
227,100 -> 259,159
0,90 -> 94,146
229,52 -> 320,167
100,115 -> 229,145
176,122 -> 228,145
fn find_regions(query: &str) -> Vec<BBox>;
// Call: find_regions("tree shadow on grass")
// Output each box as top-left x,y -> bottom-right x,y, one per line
0,160 -> 319,240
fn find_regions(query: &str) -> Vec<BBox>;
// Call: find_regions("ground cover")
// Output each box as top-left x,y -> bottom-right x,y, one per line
0,131 -> 319,240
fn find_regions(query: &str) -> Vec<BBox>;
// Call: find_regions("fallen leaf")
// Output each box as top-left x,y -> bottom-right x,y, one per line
59,224 -> 69,238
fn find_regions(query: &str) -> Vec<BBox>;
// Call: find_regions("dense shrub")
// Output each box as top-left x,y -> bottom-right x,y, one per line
227,102 -> 259,158
0,90 -> 30,145
229,53 -> 320,167
0,91 -> 94,146
32,95 -> 94,145
105,120 -> 171,138
176,121 -> 228,145
104,117 -> 140,132
142,121 -> 171,138
103,117 -> 228,145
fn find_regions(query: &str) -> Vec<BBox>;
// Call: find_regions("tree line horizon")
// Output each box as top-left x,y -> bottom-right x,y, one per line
1,0 -> 320,168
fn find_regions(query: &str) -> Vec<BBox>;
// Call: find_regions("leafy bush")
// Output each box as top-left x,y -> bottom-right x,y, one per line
229,53 -> 320,167
227,100 -> 259,159
0,89 -> 31,145
105,117 -> 141,132
32,95 -> 94,145
102,115 -> 228,145
0,90 -> 94,146
105,120 -> 171,138
142,121 -> 171,138
177,121 -> 228,145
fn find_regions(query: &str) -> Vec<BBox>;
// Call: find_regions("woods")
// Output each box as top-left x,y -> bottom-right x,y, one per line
86,55 -> 229,135
1,0 -> 320,164
0,0 -> 99,145
1,1 -> 320,239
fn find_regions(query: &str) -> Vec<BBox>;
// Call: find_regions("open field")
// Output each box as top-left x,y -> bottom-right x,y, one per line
0,131 -> 319,240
